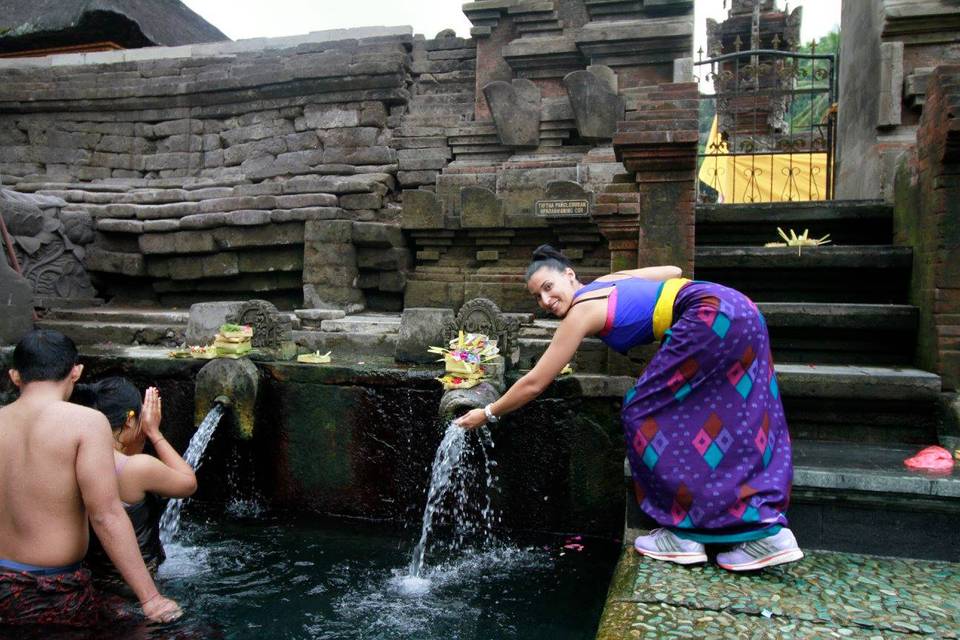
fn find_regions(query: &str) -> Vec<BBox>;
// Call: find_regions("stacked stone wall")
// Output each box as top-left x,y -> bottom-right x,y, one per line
0,31 -> 465,310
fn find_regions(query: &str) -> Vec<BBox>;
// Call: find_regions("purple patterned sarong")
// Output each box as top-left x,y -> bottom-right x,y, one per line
619,281 -> 792,541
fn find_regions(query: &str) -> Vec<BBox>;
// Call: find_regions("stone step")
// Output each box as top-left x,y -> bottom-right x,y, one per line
522,322 -> 941,443
292,329 -> 398,358
776,364 -> 941,444
775,363 -> 940,400
406,104 -> 474,117
400,114 -> 467,128
789,440 -> 960,560
758,302 -> 918,365
415,81 -> 476,95
524,315 -> 925,377
694,245 -> 912,303
696,200 -> 893,246
35,319 -> 185,347
319,313 -> 402,334
34,296 -> 104,310
43,307 -> 190,325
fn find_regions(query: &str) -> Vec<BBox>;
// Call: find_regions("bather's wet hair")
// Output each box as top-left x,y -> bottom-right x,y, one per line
525,244 -> 575,282
71,377 -> 142,431
12,329 -> 78,383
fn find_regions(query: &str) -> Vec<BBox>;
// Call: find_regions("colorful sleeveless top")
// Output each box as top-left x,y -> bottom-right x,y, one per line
572,277 -> 690,354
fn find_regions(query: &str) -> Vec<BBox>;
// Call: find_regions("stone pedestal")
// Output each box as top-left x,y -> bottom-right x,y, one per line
186,301 -> 246,346
394,307 -> 456,364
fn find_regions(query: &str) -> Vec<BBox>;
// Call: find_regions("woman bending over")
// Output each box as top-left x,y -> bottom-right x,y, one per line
456,245 -> 802,571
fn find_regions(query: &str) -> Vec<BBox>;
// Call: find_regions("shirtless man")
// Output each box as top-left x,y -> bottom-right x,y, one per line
0,329 -> 181,626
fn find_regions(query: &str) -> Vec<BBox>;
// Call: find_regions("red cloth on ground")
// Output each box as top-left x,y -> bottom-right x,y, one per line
903,446 -> 955,472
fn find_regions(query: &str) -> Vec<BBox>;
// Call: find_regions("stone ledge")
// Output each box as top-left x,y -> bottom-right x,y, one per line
695,245 -> 913,269
0,27 -> 415,69
44,308 -> 188,324
793,440 -> 960,498
776,363 -> 941,400
697,200 -> 892,224
34,319 -> 184,347
758,302 -> 918,330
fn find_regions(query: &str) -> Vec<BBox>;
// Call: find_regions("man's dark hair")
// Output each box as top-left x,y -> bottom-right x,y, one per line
12,329 -> 79,383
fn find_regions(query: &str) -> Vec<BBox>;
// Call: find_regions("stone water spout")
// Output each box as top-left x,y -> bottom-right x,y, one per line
436,298 -> 519,419
194,358 -> 259,439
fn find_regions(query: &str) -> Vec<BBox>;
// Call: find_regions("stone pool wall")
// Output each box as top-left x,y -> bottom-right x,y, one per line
0,348 -> 627,536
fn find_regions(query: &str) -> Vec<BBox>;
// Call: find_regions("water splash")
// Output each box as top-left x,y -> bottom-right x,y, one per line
159,403 -> 224,544
407,422 -> 499,580
225,497 -> 266,519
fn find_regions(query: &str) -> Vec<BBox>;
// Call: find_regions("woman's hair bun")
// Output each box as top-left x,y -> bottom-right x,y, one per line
525,244 -> 575,281
531,244 -> 569,264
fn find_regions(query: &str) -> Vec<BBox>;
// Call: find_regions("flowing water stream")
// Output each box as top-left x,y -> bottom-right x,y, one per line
158,402 -> 224,544
405,422 -> 499,587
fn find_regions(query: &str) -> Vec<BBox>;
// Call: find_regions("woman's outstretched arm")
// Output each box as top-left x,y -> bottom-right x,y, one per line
455,303 -> 603,429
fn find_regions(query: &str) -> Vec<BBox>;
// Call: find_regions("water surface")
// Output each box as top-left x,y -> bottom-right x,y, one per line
154,513 -> 619,639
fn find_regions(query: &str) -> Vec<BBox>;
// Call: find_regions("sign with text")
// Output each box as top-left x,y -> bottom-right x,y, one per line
535,199 -> 590,217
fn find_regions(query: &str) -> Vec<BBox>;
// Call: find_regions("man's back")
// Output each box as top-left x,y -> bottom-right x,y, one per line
0,397 -> 109,567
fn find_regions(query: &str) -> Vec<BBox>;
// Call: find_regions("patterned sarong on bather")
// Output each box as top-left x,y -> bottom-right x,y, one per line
619,281 -> 792,540
0,566 -> 132,627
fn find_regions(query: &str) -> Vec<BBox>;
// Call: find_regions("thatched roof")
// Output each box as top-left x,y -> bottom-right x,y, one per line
0,0 -> 229,53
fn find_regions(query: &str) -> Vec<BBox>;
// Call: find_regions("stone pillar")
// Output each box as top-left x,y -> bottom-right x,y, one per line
598,82 -> 699,273
895,65 -> 960,390
463,2 -> 518,121
302,220 -> 365,313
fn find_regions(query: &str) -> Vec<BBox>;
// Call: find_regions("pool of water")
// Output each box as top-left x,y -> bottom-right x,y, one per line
9,506 -> 619,640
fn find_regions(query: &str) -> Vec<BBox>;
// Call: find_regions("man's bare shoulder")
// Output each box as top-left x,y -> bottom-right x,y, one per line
44,401 -> 111,433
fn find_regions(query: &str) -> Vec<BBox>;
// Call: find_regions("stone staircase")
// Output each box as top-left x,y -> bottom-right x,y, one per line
692,200 -> 959,560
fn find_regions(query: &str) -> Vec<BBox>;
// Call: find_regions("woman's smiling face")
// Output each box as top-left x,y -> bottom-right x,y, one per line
527,265 -> 579,318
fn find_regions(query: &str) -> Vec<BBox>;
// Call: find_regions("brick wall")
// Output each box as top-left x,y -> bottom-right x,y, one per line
603,82 -> 699,274
895,64 -> 960,390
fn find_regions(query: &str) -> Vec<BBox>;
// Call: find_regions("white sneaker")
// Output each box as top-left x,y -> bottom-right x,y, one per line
716,527 -> 804,571
633,528 -> 708,565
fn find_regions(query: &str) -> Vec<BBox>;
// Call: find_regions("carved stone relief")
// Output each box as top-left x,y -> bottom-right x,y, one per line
0,188 -> 96,301
482,79 -> 541,147
227,299 -> 292,349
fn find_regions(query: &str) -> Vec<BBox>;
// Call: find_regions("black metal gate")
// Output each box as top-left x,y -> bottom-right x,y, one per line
695,46 -> 837,203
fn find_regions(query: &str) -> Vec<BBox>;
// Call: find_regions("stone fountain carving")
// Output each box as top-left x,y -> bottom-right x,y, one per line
194,357 -> 260,440
437,297 -> 519,418
441,297 -> 519,369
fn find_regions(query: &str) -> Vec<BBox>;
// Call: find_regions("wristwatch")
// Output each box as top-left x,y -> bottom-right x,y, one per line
483,404 -> 499,423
